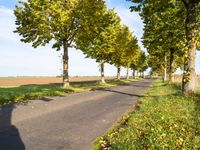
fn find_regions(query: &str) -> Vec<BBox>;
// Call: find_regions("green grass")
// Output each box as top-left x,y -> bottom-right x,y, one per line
93,79 -> 200,150
0,79 -> 136,105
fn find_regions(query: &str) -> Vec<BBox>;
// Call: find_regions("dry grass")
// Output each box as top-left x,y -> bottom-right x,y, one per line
173,75 -> 200,88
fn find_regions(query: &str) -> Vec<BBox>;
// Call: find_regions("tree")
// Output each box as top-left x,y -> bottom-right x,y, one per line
14,0 -> 106,87
124,34 -> 140,80
109,25 -> 139,80
131,50 -> 147,78
180,0 -> 200,94
76,9 -> 121,83
147,53 -> 164,76
129,0 -> 200,94
115,26 -> 139,80
137,51 -> 148,78
109,25 -> 126,80
140,0 -> 185,82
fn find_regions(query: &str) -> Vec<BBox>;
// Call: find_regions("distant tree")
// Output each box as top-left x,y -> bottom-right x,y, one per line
147,53 -> 162,74
137,51 -> 148,78
131,51 -> 147,78
141,0 -> 185,82
115,26 -> 139,80
109,25 -> 126,80
109,25 -> 139,80
76,9 -> 121,83
125,35 -> 140,80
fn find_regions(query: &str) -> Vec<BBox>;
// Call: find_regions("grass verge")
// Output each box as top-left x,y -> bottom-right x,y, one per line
0,79 -> 136,105
93,79 -> 200,150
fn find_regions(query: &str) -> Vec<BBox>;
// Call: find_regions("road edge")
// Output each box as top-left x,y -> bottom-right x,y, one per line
92,79 -> 155,150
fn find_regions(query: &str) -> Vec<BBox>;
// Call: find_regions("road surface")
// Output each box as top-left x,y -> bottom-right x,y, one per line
0,79 -> 154,150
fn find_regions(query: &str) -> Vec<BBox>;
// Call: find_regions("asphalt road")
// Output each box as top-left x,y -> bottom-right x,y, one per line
0,79 -> 154,150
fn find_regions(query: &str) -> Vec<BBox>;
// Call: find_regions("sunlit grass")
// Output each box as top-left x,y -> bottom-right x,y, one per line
0,79 -> 137,105
93,79 -> 200,150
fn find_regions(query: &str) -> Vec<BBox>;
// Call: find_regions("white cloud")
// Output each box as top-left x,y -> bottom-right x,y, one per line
0,6 -> 20,43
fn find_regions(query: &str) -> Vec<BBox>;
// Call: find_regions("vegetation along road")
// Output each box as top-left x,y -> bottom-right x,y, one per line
0,79 -> 153,150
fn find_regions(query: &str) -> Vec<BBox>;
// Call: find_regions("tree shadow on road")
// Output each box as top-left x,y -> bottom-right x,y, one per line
96,88 -> 140,97
0,104 -> 25,150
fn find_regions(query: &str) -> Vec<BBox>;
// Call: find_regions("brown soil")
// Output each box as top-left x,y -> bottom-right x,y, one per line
0,76 -> 115,86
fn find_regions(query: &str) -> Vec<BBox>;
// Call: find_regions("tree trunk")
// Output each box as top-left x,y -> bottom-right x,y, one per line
63,42 -> 70,87
136,71 -> 139,78
163,53 -> 167,82
126,67 -> 129,80
100,60 -> 106,83
132,69 -> 135,79
169,48 -> 175,83
182,2 -> 197,95
117,66 -> 121,80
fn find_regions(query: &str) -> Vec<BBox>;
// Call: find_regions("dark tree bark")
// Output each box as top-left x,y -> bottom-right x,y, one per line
117,66 -> 121,80
182,0 -> 198,95
63,41 -> 70,87
142,72 -> 145,78
132,69 -> 136,79
169,48 -> 175,83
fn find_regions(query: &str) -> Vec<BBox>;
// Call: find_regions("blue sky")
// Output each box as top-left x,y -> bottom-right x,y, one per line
0,0 -> 199,77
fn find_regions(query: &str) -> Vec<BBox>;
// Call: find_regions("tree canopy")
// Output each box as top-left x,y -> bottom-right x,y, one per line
129,0 -> 200,94
14,0 -> 145,84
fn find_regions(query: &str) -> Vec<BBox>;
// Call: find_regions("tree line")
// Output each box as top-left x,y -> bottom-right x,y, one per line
129,0 -> 200,95
14,0 -> 148,87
